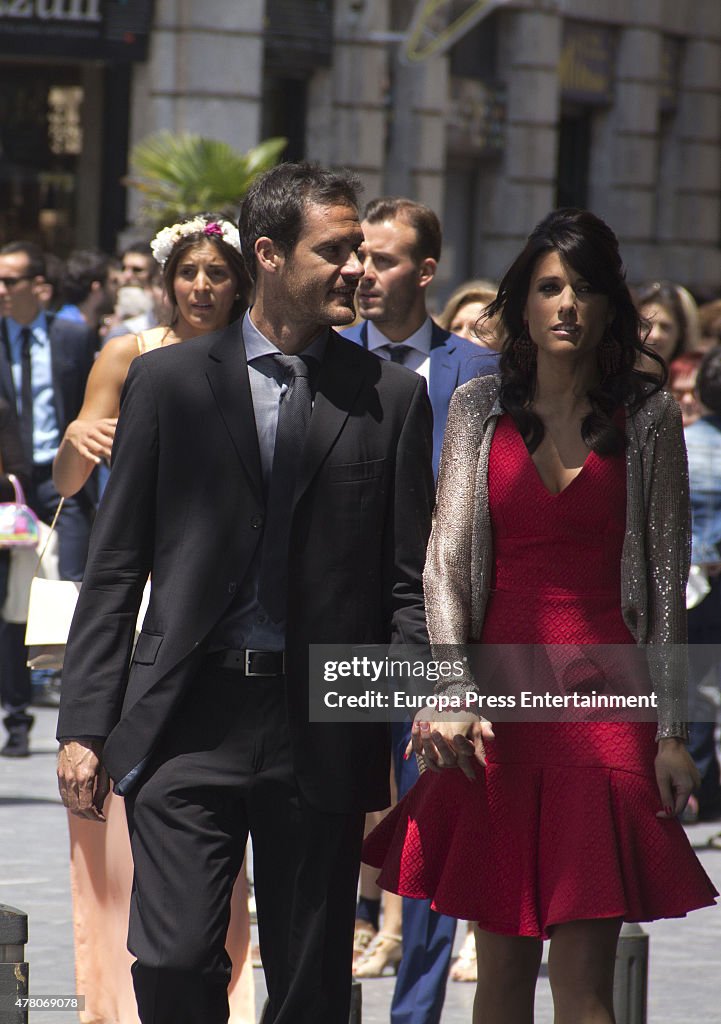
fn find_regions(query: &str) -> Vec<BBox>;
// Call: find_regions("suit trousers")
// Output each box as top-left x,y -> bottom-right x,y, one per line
0,550 -> 31,722
389,721 -> 456,1024
124,663 -> 365,1024
687,576 -> 721,816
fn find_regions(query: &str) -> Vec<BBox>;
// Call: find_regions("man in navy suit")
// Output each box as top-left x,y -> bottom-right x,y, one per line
0,241 -> 96,755
344,197 -> 498,1024
344,197 -> 497,476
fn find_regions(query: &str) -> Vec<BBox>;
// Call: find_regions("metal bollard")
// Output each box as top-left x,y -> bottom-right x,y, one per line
0,905 -> 28,1024
349,979 -> 362,1023
613,922 -> 648,1024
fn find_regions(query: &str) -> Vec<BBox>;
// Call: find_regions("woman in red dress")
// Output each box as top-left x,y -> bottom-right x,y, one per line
364,209 -> 717,1023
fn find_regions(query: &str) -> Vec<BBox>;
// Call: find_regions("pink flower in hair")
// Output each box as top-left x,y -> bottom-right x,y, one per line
204,222 -> 223,238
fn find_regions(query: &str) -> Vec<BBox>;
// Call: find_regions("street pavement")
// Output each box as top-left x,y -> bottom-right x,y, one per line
1,706 -> 719,1023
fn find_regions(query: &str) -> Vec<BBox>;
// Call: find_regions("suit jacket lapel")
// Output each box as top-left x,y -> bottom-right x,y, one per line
206,320 -> 263,502
294,331 -> 368,502
0,319 -> 17,406
428,330 -> 458,410
47,315 -> 67,428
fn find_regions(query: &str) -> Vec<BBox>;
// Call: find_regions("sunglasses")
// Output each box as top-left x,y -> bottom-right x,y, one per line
0,275 -> 33,288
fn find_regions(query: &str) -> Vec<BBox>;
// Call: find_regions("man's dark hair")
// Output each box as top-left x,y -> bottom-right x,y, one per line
58,249 -> 112,305
121,241 -> 153,261
363,197 -> 442,263
697,348 -> 721,415
239,162 -> 362,281
0,240 -> 46,278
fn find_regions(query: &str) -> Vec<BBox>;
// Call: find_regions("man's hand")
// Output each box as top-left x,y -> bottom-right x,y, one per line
407,708 -> 495,781
57,739 -> 110,821
64,418 -> 117,464
655,737 -> 701,818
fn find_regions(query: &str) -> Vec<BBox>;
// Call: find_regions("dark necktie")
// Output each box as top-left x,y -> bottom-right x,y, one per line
19,327 -> 33,460
387,344 -> 411,365
257,354 -> 313,622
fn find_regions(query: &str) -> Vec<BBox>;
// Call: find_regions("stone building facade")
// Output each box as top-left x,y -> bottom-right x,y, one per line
2,0 -> 721,297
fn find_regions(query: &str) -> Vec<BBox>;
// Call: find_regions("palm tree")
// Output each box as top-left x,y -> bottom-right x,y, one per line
125,132 -> 287,229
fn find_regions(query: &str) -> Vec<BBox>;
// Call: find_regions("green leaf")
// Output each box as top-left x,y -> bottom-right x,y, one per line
125,132 -> 287,230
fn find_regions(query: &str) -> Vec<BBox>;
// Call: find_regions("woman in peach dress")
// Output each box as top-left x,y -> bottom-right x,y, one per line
54,214 -> 255,1024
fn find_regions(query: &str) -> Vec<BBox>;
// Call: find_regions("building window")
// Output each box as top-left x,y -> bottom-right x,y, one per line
48,86 -> 83,156
261,75 -> 307,163
0,64 -> 82,250
556,107 -> 591,209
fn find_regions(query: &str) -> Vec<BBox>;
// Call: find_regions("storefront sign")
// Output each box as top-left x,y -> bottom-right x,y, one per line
559,21 -> 615,105
0,0 -> 154,60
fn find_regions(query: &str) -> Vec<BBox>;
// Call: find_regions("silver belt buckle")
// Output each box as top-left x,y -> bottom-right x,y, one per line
244,649 -> 284,676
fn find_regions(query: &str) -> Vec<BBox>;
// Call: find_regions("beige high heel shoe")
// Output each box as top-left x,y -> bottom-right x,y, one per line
449,927 -> 477,982
352,931 -> 403,977
353,921 -> 376,965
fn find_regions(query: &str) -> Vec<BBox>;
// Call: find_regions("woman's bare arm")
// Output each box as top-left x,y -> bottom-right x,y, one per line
52,335 -> 139,498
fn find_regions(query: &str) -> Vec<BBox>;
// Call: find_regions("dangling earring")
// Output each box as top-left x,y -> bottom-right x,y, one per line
598,329 -> 622,378
513,322 -> 536,372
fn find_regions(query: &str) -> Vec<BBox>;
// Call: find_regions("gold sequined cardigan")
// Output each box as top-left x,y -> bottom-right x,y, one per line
424,374 -> 690,740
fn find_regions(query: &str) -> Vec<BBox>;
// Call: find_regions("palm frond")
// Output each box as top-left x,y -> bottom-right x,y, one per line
125,132 -> 287,229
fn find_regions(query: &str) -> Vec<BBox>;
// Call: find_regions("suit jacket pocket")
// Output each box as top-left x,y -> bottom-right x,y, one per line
133,630 -> 163,665
328,458 -> 385,483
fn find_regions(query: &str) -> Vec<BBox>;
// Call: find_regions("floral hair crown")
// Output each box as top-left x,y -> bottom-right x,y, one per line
150,217 -> 242,267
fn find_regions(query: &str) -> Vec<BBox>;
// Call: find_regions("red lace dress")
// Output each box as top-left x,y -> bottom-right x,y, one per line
363,413 -> 717,937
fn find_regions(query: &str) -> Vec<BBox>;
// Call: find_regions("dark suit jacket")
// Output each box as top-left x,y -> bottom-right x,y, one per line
57,321 -> 434,813
0,313 -> 97,449
343,319 -> 499,475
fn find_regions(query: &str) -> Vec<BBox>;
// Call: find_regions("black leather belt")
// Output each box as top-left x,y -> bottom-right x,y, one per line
207,649 -> 286,676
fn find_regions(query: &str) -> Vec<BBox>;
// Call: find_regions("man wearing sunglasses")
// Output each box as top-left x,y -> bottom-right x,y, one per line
0,241 -> 97,755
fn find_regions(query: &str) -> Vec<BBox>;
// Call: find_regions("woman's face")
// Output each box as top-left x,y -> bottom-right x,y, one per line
450,299 -> 502,351
172,240 -> 238,333
670,368 -> 702,427
523,250 -> 611,361
641,301 -> 681,364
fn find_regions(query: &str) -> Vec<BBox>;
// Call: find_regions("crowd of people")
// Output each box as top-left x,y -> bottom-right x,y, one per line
0,161 -> 719,1024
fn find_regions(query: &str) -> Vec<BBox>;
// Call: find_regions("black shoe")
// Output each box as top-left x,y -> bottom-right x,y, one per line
1,728 -> 30,757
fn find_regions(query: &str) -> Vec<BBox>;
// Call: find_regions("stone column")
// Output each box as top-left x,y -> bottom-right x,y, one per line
478,4 -> 562,278
591,22 -> 663,282
126,0 -> 264,222
306,0 -> 389,199
673,2 -> 721,292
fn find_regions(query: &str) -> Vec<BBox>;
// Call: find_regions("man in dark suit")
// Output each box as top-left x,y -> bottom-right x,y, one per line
56,163 -> 434,1024
0,241 -> 96,755
344,198 -> 498,1024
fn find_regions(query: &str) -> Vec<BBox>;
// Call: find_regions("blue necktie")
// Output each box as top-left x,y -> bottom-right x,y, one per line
387,344 -> 411,365
257,354 -> 313,622
19,327 -> 33,460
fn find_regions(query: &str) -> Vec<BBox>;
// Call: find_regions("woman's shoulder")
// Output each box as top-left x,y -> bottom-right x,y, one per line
452,372 -> 502,414
137,326 -> 168,353
630,384 -> 680,427
98,332 -> 143,362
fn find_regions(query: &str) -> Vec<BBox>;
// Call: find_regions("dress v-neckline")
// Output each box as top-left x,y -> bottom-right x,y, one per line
505,414 -> 595,499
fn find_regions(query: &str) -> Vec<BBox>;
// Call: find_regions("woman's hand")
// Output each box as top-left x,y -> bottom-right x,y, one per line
655,737 -> 701,818
64,417 -> 118,464
407,707 -> 495,781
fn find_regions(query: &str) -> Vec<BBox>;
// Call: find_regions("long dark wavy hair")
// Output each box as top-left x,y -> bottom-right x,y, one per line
484,208 -> 665,455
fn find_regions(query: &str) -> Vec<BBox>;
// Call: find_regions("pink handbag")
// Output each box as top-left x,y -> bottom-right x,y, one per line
0,474 -> 40,548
